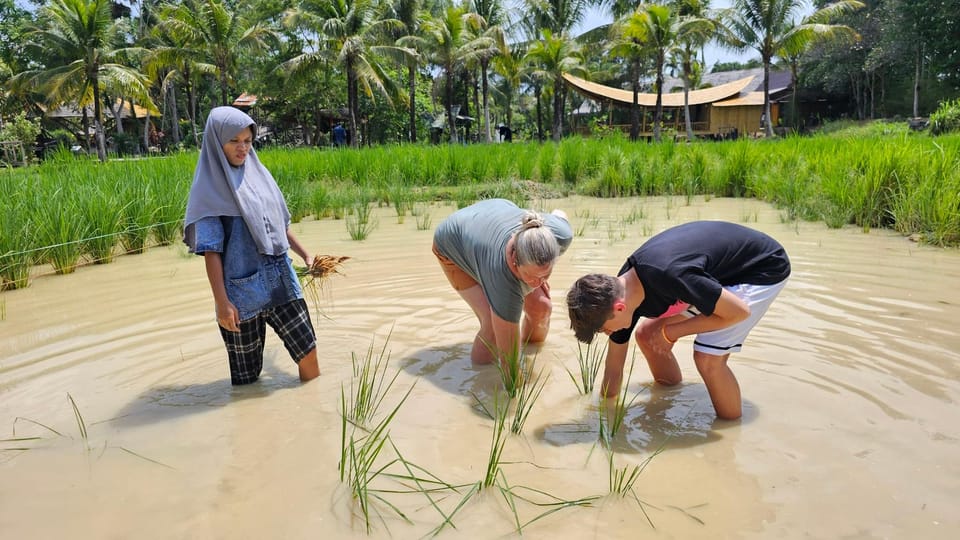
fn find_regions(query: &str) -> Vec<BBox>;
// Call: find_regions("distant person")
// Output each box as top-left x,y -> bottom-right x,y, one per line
332,123 -> 347,147
433,199 -> 573,366
498,124 -> 513,142
566,221 -> 790,420
183,106 -> 320,385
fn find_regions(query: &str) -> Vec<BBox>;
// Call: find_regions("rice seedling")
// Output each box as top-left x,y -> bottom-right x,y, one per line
1,298 -> 6,320
565,340 -> 606,395
622,204 -> 646,224
295,254 -> 350,320
740,208 -> 760,223
598,353 -> 643,447
338,385 -> 413,533
606,220 -> 627,244
415,210 -> 432,231
346,202 -> 378,240
346,332 -> 400,427
509,370 -> 547,435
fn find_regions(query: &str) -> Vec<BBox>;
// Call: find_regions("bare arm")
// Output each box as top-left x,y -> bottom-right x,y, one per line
490,312 -> 523,368
286,228 -> 312,267
204,251 -> 240,332
600,338 -> 631,398
661,289 -> 750,343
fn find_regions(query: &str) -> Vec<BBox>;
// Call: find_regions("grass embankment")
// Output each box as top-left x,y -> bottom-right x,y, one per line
2,123 -> 958,290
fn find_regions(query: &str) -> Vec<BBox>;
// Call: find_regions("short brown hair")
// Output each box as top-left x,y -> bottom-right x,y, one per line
566,273 -> 621,343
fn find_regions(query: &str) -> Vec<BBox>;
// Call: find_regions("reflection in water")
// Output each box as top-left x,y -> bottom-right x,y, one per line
2,196 -> 959,539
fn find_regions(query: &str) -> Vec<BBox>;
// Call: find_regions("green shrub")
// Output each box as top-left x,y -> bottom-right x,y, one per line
930,99 -> 960,135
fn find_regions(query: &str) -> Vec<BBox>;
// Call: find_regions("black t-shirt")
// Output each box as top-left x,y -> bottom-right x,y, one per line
609,221 -> 791,344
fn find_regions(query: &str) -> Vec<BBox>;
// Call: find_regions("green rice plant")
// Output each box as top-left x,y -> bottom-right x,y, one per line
338,385 -> 415,534
716,141 -> 754,197
0,203 -> 35,289
119,181 -> 157,254
34,191 -> 90,274
309,182 -> 332,218
565,340 -> 606,395
346,202 -> 378,241
1,298 -> 6,321
347,332 -> 401,427
388,182 -> 413,224
622,204 -> 645,224
79,184 -> 124,263
605,448 -> 659,529
514,145 -> 536,180
558,138 -> 584,184
67,392 -> 89,450
740,208 -> 760,223
415,210 -> 432,231
606,220 -> 627,244
509,370 -> 547,435
598,353 -> 643,447
536,144 -> 556,182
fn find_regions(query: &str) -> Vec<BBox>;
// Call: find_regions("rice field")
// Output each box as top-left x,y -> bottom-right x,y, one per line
2,124 -> 959,291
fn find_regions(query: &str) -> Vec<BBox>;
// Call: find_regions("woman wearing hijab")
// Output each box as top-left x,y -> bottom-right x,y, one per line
184,106 -> 319,384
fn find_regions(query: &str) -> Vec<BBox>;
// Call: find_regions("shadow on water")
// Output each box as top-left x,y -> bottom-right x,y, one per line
107,362 -> 303,429
536,382 -> 755,455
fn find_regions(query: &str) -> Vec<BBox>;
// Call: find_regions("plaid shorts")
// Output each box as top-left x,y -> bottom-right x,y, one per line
218,298 -> 317,385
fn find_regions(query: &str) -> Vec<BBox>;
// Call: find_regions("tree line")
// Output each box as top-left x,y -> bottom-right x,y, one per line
0,0 -> 957,162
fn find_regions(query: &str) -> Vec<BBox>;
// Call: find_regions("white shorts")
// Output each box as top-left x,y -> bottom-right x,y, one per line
684,279 -> 788,356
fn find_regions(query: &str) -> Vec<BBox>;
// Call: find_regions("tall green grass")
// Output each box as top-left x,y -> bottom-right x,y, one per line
4,127 -> 960,292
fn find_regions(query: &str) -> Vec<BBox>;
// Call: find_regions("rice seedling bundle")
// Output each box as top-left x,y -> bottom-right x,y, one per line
296,255 -> 351,319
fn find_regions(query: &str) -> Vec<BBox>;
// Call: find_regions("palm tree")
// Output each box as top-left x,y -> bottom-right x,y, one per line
284,0 -> 412,148
722,0 -> 864,137
669,0 -> 717,141
621,3 -> 678,143
491,35 -> 524,134
393,0 -> 429,142
777,2 -> 862,130
470,0 -> 505,142
157,0 -> 277,107
608,10 -> 650,141
525,28 -> 586,142
418,2 -> 496,143
145,7 -> 218,147
12,0 -> 154,162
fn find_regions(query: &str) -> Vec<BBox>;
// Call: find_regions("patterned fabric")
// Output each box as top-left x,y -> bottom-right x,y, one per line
219,299 -> 316,385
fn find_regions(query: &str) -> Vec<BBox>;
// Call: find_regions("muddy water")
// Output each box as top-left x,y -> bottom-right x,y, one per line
2,196 -> 958,539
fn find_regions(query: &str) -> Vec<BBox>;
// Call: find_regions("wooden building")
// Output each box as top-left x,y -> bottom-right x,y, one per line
563,68 -> 792,139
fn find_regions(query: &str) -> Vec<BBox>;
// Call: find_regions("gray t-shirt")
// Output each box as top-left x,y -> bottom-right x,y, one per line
433,199 -> 573,322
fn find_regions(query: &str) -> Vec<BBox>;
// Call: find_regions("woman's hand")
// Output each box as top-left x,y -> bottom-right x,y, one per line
216,301 -> 241,333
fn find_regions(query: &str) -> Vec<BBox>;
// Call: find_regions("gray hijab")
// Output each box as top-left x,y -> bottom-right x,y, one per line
183,106 -> 291,256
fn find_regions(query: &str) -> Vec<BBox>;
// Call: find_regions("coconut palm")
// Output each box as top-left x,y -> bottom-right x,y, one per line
491,34 -> 524,133
525,28 -> 586,142
284,0 -> 412,148
393,0 -> 429,142
607,10 -> 650,141
669,0 -> 717,141
145,6 -> 218,147
470,0 -> 505,142
156,0 -> 277,107
722,0 -> 864,137
418,2 -> 496,143
614,3 -> 678,142
777,2 -> 862,131
11,0 -> 154,162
